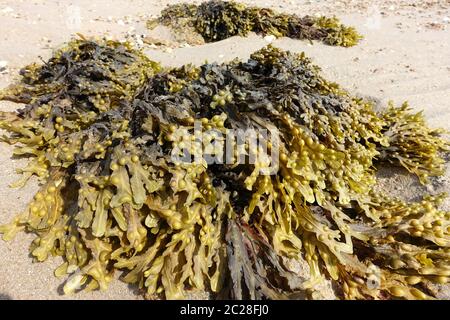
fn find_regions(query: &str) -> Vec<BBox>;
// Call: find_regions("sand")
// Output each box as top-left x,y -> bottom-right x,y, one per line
0,0 -> 449,300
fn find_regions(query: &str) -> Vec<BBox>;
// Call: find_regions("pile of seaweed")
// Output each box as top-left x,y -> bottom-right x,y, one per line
148,0 -> 363,47
0,38 -> 449,300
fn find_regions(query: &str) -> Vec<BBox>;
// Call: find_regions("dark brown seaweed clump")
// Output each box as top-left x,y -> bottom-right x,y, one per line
148,0 -> 363,47
0,39 -> 448,300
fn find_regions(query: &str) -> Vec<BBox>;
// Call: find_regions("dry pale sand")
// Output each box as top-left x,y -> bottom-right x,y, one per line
0,0 -> 449,300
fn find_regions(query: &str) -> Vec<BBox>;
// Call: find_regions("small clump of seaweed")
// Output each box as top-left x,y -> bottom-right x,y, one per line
148,0 -> 363,47
0,39 -> 449,300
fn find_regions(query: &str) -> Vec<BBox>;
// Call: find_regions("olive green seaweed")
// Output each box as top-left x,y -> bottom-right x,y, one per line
148,0 -> 363,47
0,38 -> 448,300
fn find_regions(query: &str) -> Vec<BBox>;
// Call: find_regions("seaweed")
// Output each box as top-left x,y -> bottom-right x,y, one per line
0,40 -> 448,300
148,0 -> 363,47
379,102 -> 449,183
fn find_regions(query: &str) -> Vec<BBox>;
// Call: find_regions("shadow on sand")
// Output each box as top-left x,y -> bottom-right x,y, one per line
0,293 -> 12,300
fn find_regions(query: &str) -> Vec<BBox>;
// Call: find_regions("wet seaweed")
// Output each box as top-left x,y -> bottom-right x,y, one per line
0,40 -> 448,300
148,0 -> 363,47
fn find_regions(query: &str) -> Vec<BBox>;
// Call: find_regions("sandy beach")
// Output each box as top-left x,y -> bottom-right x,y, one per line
0,0 -> 449,299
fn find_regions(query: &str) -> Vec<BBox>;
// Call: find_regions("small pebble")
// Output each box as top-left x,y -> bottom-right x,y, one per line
264,35 -> 276,43
0,61 -> 8,71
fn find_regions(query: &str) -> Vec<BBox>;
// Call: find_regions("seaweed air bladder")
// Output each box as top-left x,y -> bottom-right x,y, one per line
0,33 -> 448,300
